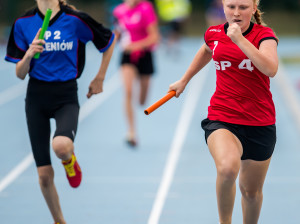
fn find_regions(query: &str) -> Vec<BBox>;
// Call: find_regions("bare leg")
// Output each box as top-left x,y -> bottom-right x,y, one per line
207,129 -> 243,224
53,136 -> 82,188
121,64 -> 137,138
239,158 -> 271,224
52,136 -> 74,161
32,101 -> 76,224
139,75 -> 151,105
37,165 -> 66,224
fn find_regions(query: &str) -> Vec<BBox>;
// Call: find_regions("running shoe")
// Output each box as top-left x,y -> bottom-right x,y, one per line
126,137 -> 137,147
126,133 -> 137,147
62,153 -> 82,188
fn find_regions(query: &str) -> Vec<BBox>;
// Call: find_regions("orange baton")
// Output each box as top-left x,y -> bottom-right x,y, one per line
144,90 -> 176,115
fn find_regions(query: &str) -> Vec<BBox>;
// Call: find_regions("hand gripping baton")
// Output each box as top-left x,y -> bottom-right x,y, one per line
34,8 -> 52,59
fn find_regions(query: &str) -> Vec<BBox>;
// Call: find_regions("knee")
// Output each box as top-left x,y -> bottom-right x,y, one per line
52,137 -> 73,159
39,172 -> 54,188
240,185 -> 263,202
217,162 -> 240,183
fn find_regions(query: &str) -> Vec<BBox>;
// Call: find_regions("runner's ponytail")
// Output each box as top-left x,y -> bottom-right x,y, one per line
58,0 -> 76,10
253,8 -> 266,26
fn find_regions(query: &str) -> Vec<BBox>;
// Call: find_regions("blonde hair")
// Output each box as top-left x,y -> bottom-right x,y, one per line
252,0 -> 266,25
58,0 -> 76,10
253,7 -> 266,26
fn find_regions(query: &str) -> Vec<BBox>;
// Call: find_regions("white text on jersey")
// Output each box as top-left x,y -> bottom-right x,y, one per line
214,59 -> 254,72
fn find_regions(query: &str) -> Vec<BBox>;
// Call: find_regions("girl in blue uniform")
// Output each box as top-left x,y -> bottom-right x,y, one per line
5,0 -> 115,223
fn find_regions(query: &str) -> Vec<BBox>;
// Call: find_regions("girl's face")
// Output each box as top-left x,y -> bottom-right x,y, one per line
223,0 -> 257,32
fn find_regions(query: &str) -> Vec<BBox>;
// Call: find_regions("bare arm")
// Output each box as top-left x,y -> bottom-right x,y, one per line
228,23 -> 278,77
169,43 -> 213,97
16,56 -> 33,80
87,36 -> 116,98
16,29 -> 45,80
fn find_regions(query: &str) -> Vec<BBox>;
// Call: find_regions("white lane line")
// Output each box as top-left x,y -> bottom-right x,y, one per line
0,81 -> 27,107
147,66 -> 210,224
79,71 -> 121,122
274,62 -> 300,132
0,154 -> 34,192
0,71 -> 121,193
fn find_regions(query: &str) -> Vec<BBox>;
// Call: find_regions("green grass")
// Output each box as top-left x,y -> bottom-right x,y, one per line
281,56 -> 300,64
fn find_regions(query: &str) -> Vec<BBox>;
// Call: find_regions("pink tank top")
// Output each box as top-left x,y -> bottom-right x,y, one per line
113,1 -> 157,47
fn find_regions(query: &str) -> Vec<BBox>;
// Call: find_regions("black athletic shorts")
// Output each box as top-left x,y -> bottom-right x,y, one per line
25,78 -> 80,167
201,118 -> 276,161
121,51 -> 154,75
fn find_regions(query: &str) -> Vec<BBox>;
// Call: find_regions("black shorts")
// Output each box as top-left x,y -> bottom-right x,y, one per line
201,118 -> 276,161
25,78 -> 80,167
121,51 -> 154,75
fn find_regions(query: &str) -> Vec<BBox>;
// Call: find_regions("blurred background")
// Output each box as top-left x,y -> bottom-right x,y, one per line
2,0 -> 299,81
1,1 -> 300,224
0,0 -> 300,41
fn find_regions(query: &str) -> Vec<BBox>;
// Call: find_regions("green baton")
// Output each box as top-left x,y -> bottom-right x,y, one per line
34,8 -> 52,59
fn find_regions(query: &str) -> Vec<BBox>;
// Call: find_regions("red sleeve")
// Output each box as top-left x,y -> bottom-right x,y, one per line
257,27 -> 278,46
204,25 -> 222,51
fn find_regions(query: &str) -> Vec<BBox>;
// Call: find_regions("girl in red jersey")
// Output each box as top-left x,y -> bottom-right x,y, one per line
169,0 -> 278,223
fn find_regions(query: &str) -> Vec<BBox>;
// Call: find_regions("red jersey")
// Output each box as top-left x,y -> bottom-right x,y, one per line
204,22 -> 278,126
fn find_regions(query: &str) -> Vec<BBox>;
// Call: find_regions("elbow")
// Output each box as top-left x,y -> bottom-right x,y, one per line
268,72 -> 277,78
16,68 -> 26,80
150,31 -> 160,46
266,71 -> 276,78
267,65 -> 278,78
16,73 -> 25,80
262,62 -> 278,78
16,63 -> 27,80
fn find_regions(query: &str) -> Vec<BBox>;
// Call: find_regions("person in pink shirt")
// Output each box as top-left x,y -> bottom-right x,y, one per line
113,0 -> 160,147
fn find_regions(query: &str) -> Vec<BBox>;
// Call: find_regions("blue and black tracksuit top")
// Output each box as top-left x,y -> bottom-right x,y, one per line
5,4 -> 115,82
